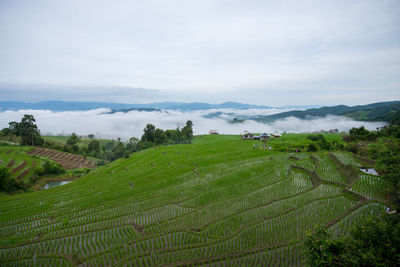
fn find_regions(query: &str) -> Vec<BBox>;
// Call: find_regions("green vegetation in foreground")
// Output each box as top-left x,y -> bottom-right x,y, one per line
0,131 -> 393,266
305,123 -> 400,266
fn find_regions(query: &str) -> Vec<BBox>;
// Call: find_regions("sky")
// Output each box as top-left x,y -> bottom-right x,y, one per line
0,0 -> 400,105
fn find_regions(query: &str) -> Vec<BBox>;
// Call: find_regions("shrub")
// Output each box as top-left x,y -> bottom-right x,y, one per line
42,161 -> 66,175
346,143 -> 359,154
34,167 -> 45,176
307,134 -> 324,141
0,167 -> 25,193
96,160 -> 105,166
307,144 -> 317,152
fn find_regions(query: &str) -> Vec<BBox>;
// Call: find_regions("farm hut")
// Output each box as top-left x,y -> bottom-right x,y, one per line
259,133 -> 270,141
271,134 -> 281,138
242,132 -> 254,140
209,130 -> 219,135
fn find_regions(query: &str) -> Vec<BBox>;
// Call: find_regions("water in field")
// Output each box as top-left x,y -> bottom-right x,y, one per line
42,181 -> 71,189
360,168 -> 379,175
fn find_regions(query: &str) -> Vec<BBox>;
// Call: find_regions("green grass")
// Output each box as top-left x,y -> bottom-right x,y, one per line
0,145 -> 42,184
0,134 -> 388,266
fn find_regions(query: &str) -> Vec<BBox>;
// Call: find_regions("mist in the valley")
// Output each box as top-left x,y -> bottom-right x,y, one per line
0,109 -> 386,140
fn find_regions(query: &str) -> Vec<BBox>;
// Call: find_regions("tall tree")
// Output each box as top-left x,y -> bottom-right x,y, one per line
87,140 -> 100,155
142,124 -> 156,143
67,133 -> 80,152
8,114 -> 43,146
154,128 -> 166,145
181,120 -> 193,143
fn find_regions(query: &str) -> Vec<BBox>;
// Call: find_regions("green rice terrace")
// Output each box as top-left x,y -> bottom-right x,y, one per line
0,134 -> 389,266
0,146 -> 42,184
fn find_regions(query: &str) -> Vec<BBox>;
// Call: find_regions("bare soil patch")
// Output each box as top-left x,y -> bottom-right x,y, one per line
6,159 -> 15,168
27,148 -> 97,169
11,161 -> 27,173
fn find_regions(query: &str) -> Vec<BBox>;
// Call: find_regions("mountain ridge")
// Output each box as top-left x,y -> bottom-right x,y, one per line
255,101 -> 400,122
0,100 -> 313,111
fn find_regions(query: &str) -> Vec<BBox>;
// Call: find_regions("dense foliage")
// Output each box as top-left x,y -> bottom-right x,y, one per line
1,114 -> 44,146
0,166 -> 25,193
305,125 -> 400,266
305,214 -> 400,266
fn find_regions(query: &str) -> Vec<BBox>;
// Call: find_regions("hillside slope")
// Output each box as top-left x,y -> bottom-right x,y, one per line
0,135 -> 387,266
256,101 -> 400,122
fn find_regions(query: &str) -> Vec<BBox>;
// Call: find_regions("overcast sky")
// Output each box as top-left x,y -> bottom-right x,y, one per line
0,0 -> 399,105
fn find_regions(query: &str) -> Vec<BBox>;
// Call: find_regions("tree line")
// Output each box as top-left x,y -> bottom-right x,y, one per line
0,114 -> 193,163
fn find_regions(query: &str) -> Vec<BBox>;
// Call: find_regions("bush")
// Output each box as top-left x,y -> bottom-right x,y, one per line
307,134 -> 324,141
307,144 -> 318,152
96,160 -> 105,166
346,143 -> 359,154
29,174 -> 40,185
42,161 -> 66,175
305,213 -> 400,267
0,167 -> 25,193
34,166 -> 45,176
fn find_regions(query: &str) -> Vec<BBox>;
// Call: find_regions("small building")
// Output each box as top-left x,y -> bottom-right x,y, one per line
209,130 -> 219,135
271,134 -> 281,138
259,133 -> 270,141
329,129 -> 339,134
242,132 -> 254,140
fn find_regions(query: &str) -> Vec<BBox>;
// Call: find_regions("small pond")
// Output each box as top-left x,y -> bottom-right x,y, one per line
42,181 -> 72,190
360,168 -> 379,176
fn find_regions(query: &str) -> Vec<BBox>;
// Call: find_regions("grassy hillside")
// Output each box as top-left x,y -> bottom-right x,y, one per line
0,135 -> 388,266
256,101 -> 400,122
0,145 -> 42,184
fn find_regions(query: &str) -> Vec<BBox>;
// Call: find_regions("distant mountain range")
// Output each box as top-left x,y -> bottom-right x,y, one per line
0,100 -> 315,112
255,101 -> 400,122
1,100 -> 399,122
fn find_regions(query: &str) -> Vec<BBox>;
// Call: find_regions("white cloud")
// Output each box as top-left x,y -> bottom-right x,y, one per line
0,109 -> 386,140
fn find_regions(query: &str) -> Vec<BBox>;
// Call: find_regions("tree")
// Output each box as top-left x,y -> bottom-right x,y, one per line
7,115 -> 44,146
67,133 -> 80,152
154,128 -> 166,145
305,214 -> 400,267
88,134 -> 94,139
142,124 -> 156,143
165,129 -> 181,144
87,140 -> 100,155
42,161 -> 65,175
0,167 -> 25,193
111,142 -> 126,160
127,137 -> 140,152
318,137 -> 331,150
181,120 -> 193,143
307,144 -> 317,152
0,127 -> 12,137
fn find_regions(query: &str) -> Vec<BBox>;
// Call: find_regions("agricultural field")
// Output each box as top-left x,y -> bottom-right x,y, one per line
0,146 -> 42,184
0,134 -> 389,266
27,147 -> 98,170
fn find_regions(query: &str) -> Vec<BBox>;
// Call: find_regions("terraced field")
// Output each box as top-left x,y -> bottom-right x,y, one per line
0,135 -> 388,266
27,148 -> 97,169
0,146 -> 41,183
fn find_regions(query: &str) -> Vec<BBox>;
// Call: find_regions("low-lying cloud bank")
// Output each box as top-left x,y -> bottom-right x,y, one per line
0,109 -> 386,140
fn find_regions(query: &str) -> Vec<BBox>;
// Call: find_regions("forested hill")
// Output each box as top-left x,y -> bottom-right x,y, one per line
255,101 -> 400,122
